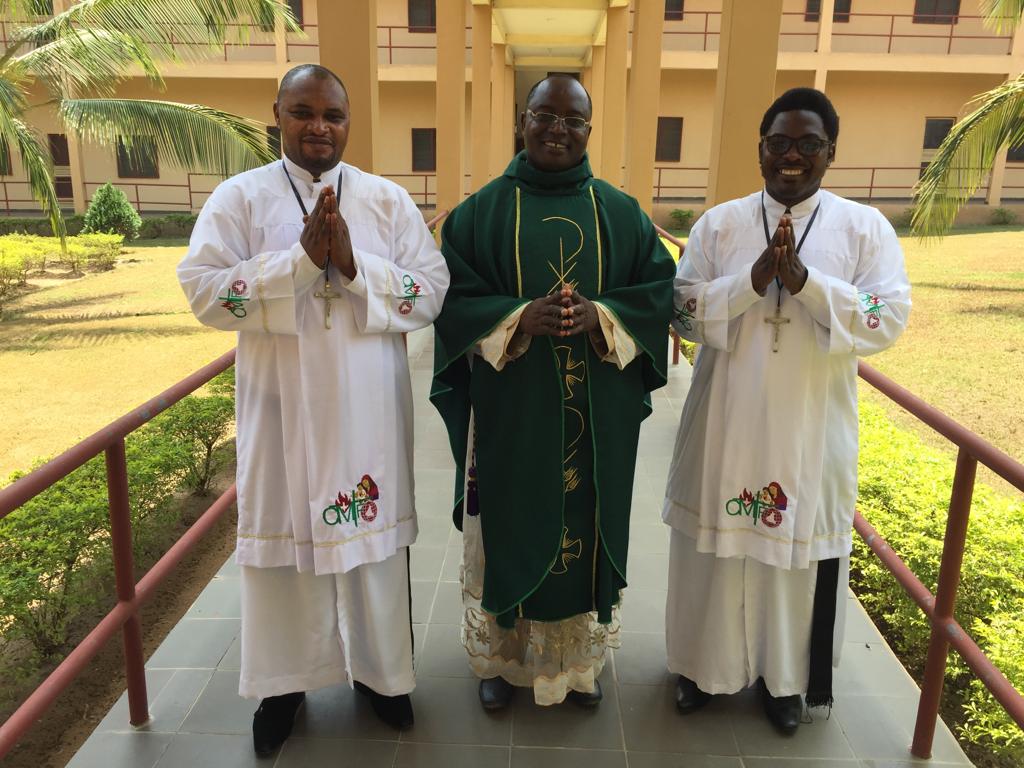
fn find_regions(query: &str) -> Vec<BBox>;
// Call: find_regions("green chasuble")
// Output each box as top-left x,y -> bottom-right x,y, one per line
431,152 -> 675,628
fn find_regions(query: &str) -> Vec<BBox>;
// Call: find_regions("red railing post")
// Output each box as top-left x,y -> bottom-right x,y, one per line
911,447 -> 978,759
703,12 -> 709,51
947,15 -> 955,54
104,439 -> 149,727
888,14 -> 895,53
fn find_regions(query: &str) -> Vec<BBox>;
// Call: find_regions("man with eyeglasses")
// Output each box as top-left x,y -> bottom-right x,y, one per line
662,87 -> 911,733
431,74 -> 674,711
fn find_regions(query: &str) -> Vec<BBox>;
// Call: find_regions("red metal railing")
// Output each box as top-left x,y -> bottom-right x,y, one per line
0,209 -> 451,759
832,12 -> 1013,55
653,166 -> 709,201
655,223 -> 1024,759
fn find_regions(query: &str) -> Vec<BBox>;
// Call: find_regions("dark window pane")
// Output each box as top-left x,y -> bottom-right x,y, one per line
0,137 -> 10,176
665,0 -> 684,21
408,0 -> 436,32
54,176 -> 73,198
923,118 -> 954,149
116,136 -> 159,178
806,0 -> 852,23
411,128 -> 436,172
913,0 -> 960,24
919,162 -> 930,180
48,133 -> 69,166
267,126 -> 281,157
287,0 -> 303,27
1007,144 -> 1024,163
655,117 -> 683,163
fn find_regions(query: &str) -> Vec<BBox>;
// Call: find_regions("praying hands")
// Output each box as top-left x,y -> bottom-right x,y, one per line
300,186 -> 356,280
751,215 -> 808,296
518,284 -> 600,337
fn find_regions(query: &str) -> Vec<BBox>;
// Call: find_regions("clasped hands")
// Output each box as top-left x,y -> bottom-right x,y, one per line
519,283 -> 600,338
300,186 -> 356,280
751,214 -> 808,296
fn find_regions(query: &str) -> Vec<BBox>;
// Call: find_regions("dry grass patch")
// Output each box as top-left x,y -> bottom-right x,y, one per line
0,241 -> 232,478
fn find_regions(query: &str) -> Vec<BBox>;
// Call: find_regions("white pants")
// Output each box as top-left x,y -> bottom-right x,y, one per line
665,529 -> 847,697
239,550 -> 414,700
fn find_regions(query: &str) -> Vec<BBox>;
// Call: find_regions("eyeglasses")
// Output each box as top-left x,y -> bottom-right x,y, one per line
527,109 -> 591,132
761,135 -> 833,157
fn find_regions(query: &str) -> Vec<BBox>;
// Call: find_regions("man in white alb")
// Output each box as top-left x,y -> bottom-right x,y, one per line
662,88 -> 910,733
178,64 -> 449,755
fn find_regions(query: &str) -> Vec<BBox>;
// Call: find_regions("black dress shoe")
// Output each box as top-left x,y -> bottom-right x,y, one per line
675,674 -> 711,714
354,681 -> 414,730
478,676 -> 514,711
252,691 -> 305,757
567,679 -> 603,708
758,680 -> 801,735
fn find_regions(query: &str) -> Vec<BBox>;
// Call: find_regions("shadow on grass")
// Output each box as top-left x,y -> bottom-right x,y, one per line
3,323 -> 206,353
914,281 -> 1024,293
0,291 -> 135,320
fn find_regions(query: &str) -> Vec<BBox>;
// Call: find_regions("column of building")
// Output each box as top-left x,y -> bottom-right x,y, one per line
601,5 -> 629,189
470,3 -> 492,192
624,0 -> 665,213
435,0 -> 467,214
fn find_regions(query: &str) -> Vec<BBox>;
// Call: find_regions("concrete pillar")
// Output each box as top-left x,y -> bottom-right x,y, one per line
625,0 -> 664,212
987,150 -> 1007,206
489,43 -> 508,177
436,0 -> 467,213
53,0 -> 87,213
813,0 -> 834,91
588,45 -> 607,176
470,3 -> 492,191
706,0 -> 784,206
504,63 -> 515,161
316,0 -> 379,172
274,12 -> 289,68
601,5 -> 628,189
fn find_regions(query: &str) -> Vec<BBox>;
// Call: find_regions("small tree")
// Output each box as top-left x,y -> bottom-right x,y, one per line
82,183 -> 142,240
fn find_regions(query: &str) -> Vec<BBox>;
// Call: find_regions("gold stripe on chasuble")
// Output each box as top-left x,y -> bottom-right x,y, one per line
589,186 -> 602,294
514,186 -> 523,297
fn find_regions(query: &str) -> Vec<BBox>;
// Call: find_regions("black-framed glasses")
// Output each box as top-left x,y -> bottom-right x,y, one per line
761,135 -> 833,157
527,109 -> 590,132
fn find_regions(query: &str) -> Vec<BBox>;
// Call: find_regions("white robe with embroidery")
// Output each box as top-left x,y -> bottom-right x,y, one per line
179,157 -> 450,575
662,189 -> 910,569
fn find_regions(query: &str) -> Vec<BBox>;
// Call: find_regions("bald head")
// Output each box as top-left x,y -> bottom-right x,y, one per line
526,74 -> 592,119
277,64 -> 347,102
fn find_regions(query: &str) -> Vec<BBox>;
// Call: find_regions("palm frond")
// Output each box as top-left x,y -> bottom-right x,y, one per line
912,77 -> 1024,238
16,28 -> 164,98
0,0 -> 52,21
26,0 -> 298,63
979,0 -> 1024,32
60,98 -> 277,177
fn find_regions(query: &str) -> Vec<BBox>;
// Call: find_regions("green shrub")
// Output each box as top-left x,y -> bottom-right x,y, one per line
151,394 -> 235,496
82,183 -> 142,240
887,208 -> 914,229
988,207 -> 1018,226
0,215 -> 84,237
138,213 -> 198,240
207,366 -> 236,398
76,233 -> 122,270
853,401 -> 1024,763
0,213 -> 196,240
669,208 -> 695,231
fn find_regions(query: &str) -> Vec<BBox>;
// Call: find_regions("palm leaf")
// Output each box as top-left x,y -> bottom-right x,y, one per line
912,77 -> 1024,237
60,98 -> 277,176
16,28 -> 164,98
979,0 -> 1024,32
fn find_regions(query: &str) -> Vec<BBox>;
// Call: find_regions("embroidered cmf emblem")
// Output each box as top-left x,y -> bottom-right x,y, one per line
323,474 -> 380,526
675,297 -> 696,331
725,481 -> 787,528
398,274 -> 422,315
859,292 -> 885,329
219,280 -> 249,318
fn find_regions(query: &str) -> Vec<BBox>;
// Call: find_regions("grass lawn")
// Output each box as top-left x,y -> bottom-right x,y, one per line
0,239 -> 232,479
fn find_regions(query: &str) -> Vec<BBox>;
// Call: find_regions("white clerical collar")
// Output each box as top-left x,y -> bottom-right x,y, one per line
762,188 -> 822,220
282,154 -> 343,189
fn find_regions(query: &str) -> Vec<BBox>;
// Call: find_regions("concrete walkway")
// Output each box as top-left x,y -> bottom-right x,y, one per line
68,329 -> 972,768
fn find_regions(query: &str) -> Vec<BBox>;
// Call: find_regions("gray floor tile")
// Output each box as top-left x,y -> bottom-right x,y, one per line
146,618 -> 239,669
832,695 -> 949,762
94,668 -> 177,732
277,737 -> 398,767
619,683 -> 738,755
409,544 -> 445,581
858,761 -> 973,767
744,759 -> 860,767
431,580 -> 465,624
834,643 -> 919,698
629,524 -> 670,556
402,676 -> 511,745
417,623 -> 473,678
395,742 -> 510,768
180,669 -> 251,735
440,544 -> 463,581
729,691 -> 855,759
626,552 -> 669,590
619,588 -> 667,634
218,635 -> 242,671
216,554 -> 241,577
186,576 -> 242,618
843,599 -> 883,644
67,731 -> 173,768
411,580 -> 436,624
510,668 -> 623,750
155,732 -> 266,767
413,622 -> 428,660
613,632 -> 672,686
511,746 -> 627,768
100,669 -> 214,735
416,516 -> 452,547
291,683 -> 400,741
626,754 -> 743,768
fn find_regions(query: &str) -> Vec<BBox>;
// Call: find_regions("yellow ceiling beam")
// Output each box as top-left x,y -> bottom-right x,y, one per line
514,55 -> 587,68
504,33 -> 595,46
494,0 -> 607,10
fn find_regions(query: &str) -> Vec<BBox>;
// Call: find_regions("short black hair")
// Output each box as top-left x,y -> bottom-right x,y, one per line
277,64 -> 347,101
759,87 -> 839,143
525,74 -> 593,117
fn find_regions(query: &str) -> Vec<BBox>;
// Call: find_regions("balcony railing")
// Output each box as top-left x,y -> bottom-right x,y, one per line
832,12 -> 1013,55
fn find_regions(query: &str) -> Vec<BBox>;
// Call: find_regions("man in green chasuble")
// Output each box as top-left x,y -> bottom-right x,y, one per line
431,75 -> 675,709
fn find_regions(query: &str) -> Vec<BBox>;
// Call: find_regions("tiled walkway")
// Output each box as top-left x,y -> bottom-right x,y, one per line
68,329 -> 972,768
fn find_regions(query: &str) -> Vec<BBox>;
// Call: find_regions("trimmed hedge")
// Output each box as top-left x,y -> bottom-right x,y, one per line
853,401 -> 1024,765
0,213 -> 197,239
